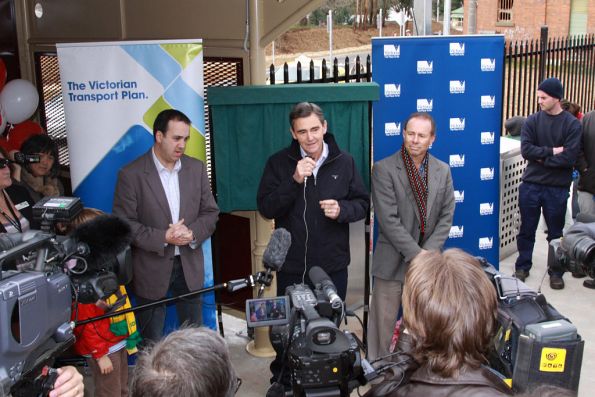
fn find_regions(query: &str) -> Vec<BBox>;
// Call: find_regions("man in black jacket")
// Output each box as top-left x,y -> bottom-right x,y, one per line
257,102 -> 369,300
514,78 -> 582,290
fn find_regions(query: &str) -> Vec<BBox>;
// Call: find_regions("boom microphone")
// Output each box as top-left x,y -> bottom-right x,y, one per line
309,266 -> 343,310
258,228 -> 291,296
70,214 -> 132,271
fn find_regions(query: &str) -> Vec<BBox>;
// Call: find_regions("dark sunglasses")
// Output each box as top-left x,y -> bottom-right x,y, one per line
0,159 -> 10,169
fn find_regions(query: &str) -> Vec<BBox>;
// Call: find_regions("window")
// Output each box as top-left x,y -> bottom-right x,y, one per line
497,0 -> 513,23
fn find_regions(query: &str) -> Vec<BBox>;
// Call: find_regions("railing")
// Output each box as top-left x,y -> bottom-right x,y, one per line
269,27 -> 595,127
268,55 -> 371,84
504,27 -> 595,120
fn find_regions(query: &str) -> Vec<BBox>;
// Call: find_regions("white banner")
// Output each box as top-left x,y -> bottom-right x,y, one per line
57,39 -> 216,329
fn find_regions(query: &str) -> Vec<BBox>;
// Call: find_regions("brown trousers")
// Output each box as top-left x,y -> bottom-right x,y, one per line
86,348 -> 129,397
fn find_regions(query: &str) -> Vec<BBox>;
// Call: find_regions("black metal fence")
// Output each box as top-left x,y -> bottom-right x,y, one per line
269,27 -> 595,126
504,27 -> 595,120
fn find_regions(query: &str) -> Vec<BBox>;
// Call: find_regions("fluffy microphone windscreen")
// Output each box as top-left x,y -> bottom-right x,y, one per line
262,228 -> 292,270
70,214 -> 132,269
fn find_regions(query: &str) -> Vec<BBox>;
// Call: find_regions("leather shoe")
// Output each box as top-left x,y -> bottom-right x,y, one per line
514,269 -> 529,282
572,268 -> 587,278
583,279 -> 595,289
550,275 -> 565,290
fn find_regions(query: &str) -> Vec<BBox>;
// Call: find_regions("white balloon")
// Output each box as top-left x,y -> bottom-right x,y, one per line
0,104 -> 6,134
0,79 -> 39,124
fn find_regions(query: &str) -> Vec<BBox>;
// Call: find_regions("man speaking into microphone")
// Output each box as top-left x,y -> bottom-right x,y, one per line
257,102 -> 369,300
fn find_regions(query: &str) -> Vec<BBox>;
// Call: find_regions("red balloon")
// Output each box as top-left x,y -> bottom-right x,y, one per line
0,58 -> 6,92
5,120 -> 45,152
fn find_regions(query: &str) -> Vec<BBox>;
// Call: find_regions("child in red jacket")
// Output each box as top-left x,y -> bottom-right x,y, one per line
66,208 -> 141,397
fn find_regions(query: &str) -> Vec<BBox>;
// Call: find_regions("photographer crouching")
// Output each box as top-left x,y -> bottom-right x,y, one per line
365,249 -> 512,397
549,212 -> 595,287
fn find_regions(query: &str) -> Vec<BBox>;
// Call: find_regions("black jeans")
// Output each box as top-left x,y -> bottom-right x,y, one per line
135,256 -> 202,347
515,182 -> 569,276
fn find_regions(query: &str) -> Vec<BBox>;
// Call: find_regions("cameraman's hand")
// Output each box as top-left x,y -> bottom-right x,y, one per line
97,355 -> 114,374
49,366 -> 84,397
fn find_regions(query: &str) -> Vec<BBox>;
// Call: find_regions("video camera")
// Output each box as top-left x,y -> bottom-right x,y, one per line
0,197 -> 132,396
480,258 -> 583,393
255,267 -> 366,397
548,213 -> 595,278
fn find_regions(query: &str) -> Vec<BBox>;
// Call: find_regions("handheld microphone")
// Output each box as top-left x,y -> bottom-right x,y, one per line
308,266 -> 343,310
13,152 -> 40,165
258,228 -> 292,297
303,155 -> 313,187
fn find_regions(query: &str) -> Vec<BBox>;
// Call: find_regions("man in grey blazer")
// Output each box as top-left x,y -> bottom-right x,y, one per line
113,109 -> 219,344
367,112 -> 455,360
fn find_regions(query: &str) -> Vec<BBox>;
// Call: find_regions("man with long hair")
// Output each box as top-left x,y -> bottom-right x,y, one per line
365,249 -> 512,396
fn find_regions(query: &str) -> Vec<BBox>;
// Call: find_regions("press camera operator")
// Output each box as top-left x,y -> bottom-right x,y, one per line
47,367 -> 84,397
365,249 -> 512,397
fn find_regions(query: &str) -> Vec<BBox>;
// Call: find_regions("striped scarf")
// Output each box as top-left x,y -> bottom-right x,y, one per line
401,145 -> 429,240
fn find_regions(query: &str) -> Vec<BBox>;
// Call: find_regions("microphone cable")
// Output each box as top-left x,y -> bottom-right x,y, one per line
301,179 -> 309,285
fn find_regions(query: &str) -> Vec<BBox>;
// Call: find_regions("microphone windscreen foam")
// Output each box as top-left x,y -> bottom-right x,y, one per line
70,214 -> 132,270
262,228 -> 291,270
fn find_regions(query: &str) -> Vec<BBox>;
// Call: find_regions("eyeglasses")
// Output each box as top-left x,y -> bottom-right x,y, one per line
0,159 -> 10,169
235,377 -> 242,394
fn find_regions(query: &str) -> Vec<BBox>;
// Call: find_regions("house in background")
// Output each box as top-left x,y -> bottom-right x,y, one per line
462,0 -> 595,40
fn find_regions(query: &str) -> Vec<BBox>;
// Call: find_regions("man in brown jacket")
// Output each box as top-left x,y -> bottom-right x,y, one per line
113,109 -> 219,344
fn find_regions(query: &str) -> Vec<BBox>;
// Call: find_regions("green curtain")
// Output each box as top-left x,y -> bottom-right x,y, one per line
208,83 -> 379,213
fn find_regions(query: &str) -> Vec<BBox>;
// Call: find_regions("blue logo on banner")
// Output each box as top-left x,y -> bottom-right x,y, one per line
449,226 -> 464,238
449,154 -> 465,167
481,58 -> 496,71
384,44 -> 400,58
416,98 -> 433,111
454,190 -> 465,203
449,42 -> 465,56
450,118 -> 466,131
481,167 -> 495,180
480,202 -> 495,215
481,95 -> 496,108
385,122 -> 401,136
481,132 -> 495,144
384,84 -> 401,97
449,80 -> 465,94
417,61 -> 433,74
479,237 -> 494,250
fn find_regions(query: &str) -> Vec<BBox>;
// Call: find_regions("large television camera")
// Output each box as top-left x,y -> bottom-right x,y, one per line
258,267 -> 367,397
480,258 -> 583,393
548,214 -> 595,278
0,197 -> 132,396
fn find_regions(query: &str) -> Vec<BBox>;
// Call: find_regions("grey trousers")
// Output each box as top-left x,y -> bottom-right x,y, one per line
367,277 -> 402,361
578,190 -> 595,217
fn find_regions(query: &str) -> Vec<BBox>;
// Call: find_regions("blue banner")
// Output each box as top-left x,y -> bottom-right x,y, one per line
372,35 -> 504,267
